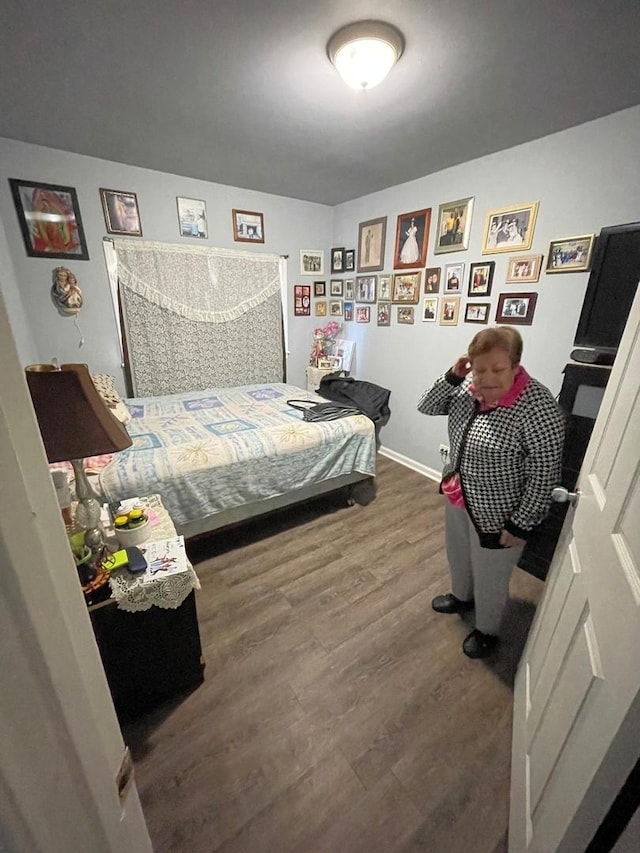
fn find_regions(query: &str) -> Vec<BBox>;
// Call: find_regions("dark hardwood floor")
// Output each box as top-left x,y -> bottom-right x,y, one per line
124,456 -> 543,852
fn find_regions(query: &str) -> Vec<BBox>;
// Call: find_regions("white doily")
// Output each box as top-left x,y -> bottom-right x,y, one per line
107,494 -> 201,612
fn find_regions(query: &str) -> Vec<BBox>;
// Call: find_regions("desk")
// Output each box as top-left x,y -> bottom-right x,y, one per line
85,494 -> 205,722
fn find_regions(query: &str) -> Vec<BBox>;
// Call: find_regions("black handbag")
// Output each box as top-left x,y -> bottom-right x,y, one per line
287,399 -> 363,422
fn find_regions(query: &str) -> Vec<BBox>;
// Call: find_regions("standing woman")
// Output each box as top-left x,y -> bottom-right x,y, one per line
418,327 -> 564,658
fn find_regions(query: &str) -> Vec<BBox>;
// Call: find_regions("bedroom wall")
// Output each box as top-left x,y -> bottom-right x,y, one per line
0,137 -> 333,393
331,105 -> 640,475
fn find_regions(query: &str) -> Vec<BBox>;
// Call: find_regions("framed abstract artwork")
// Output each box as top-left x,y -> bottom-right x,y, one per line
9,178 -> 89,259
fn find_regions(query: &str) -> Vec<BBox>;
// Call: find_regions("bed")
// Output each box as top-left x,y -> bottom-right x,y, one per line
97,381 -> 377,539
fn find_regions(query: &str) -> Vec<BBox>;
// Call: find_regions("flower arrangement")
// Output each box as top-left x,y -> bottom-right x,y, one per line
309,320 -> 341,366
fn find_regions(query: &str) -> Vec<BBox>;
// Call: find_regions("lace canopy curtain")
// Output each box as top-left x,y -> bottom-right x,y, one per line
114,240 -> 284,397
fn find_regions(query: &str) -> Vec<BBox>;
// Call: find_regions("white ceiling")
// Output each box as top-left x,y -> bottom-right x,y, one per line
1,0 -> 639,206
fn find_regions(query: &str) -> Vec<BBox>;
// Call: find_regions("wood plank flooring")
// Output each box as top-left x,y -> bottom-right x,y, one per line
124,456 -> 543,852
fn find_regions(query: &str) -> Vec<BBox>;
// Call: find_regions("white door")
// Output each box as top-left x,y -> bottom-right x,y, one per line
510,283 -> 640,853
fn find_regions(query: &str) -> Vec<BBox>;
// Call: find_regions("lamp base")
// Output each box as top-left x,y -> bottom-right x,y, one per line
71,458 -> 105,561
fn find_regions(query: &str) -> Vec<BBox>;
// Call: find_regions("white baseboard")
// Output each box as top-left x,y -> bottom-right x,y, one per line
378,446 -> 441,483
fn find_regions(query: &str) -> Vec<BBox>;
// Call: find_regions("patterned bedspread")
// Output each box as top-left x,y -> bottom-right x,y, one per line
98,383 -> 376,527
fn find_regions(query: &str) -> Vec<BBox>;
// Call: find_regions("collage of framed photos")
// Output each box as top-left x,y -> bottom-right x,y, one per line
297,198 -> 595,327
8,177 -> 267,263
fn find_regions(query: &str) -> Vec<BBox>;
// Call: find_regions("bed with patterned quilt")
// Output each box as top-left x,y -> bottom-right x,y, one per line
98,382 -> 377,538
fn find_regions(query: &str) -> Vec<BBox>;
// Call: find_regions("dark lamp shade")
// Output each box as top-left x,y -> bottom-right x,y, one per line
25,363 -> 133,462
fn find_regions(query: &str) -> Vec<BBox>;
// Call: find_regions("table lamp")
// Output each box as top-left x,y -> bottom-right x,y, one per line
25,363 -> 133,567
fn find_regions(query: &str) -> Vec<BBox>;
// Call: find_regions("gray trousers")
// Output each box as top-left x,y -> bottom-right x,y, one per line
444,502 -> 523,636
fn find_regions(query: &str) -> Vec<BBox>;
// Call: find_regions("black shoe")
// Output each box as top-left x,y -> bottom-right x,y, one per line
431,593 -> 474,615
462,629 -> 499,659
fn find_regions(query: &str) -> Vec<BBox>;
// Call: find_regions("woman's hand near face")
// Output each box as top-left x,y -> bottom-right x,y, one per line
452,354 -> 472,378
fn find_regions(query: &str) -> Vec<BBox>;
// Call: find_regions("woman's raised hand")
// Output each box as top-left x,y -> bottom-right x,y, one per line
452,355 -> 472,378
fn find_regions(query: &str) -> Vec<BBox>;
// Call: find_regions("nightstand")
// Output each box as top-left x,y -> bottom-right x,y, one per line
84,495 -> 204,722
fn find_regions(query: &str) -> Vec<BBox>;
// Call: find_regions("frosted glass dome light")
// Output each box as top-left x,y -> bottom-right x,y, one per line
328,21 -> 404,91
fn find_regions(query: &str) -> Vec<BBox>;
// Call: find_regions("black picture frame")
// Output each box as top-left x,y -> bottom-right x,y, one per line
344,249 -> 355,271
9,178 -> 89,260
331,247 -> 345,274
100,188 -> 143,237
467,261 -> 495,297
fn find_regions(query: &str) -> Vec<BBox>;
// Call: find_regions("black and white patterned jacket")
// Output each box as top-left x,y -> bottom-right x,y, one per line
418,369 -> 565,547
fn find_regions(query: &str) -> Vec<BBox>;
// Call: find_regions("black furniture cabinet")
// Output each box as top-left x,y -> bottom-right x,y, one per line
89,590 -> 205,723
518,363 -> 611,581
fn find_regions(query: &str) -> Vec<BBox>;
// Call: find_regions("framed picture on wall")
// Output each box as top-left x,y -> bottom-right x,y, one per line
330,247 -> 345,273
356,306 -> 371,323
329,300 -> 343,316
293,284 -> 311,316
344,249 -> 355,271
9,178 -> 90,259
177,197 -> 208,238
397,307 -> 415,324
232,209 -> 264,243
482,202 -> 539,254
434,196 -> 474,254
344,278 -> 355,300
505,254 -> 543,283
377,302 -> 391,326
315,301 -> 327,317
495,291 -> 538,325
467,261 -> 495,297
422,297 -> 438,322
357,217 -> 387,272
100,188 -> 143,237
300,249 -> 324,275
344,301 -> 354,321
439,297 -> 460,326
444,263 -> 464,293
392,272 -> 422,303
378,275 -> 392,301
464,302 -> 490,324
546,235 -> 595,273
393,207 -> 431,269
355,275 -> 377,303
330,279 -> 344,296
424,267 -> 441,293
313,280 -> 326,297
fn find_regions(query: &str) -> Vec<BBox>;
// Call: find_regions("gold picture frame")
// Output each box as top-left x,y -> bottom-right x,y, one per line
481,202 -> 539,254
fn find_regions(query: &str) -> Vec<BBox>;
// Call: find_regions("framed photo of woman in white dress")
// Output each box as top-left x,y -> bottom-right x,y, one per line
393,208 -> 431,270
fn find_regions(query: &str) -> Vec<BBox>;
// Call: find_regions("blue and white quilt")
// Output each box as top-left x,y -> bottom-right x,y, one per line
99,383 -> 376,527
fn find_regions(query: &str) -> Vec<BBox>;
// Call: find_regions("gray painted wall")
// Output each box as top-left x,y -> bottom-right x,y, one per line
1,106 -> 639,472
0,217 -> 37,365
332,105 -> 640,473
0,138 -> 333,393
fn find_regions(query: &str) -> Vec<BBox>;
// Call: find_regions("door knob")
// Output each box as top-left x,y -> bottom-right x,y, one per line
551,486 -> 580,506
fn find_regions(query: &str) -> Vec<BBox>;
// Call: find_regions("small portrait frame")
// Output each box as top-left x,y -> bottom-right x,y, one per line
357,217 -> 387,272
318,358 -> 333,369
344,301 -> 354,321
505,254 -> 543,283
482,202 -> 539,254
315,301 -> 328,317
293,284 -> 311,316
300,249 -> 324,275
397,307 -> 415,325
330,279 -> 344,297
439,297 -> 461,326
100,188 -> 143,237
496,291 -> 538,325
546,235 -> 595,273
331,247 -> 345,274
378,275 -> 392,301
424,267 -> 441,293
355,275 -> 377,303
9,178 -> 90,259
422,297 -> 438,322
467,261 -> 495,297
313,280 -> 326,297
356,306 -> 371,323
344,278 -> 355,300
444,263 -> 464,294
177,196 -> 208,239
344,249 -> 355,271
393,207 -> 431,270
232,208 -> 264,243
329,300 -> 343,317
392,272 -> 422,304
464,302 -> 490,324
377,302 -> 391,326
434,196 -> 474,255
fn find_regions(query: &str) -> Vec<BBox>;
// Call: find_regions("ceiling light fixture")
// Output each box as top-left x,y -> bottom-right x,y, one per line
327,20 -> 404,91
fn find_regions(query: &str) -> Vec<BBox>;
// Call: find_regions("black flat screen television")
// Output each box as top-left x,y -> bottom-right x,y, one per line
574,222 -> 640,353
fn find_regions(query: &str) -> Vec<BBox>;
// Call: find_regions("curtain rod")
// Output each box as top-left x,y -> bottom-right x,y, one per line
102,236 -> 288,258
